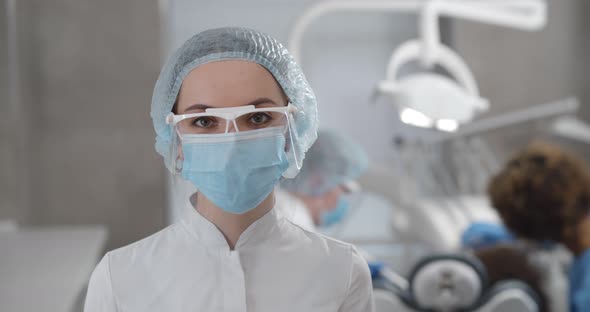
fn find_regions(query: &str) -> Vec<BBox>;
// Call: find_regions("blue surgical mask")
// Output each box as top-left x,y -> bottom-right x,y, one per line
180,127 -> 289,214
320,197 -> 350,227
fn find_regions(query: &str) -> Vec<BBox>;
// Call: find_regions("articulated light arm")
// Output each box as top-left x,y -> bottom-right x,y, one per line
288,0 -> 425,63
421,0 -> 547,66
289,0 -> 546,66
288,0 -> 547,128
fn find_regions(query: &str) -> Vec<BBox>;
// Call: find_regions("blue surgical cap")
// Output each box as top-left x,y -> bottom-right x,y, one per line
280,130 -> 369,196
151,27 -> 318,174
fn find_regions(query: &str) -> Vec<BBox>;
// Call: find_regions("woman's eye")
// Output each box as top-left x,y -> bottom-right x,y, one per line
249,113 -> 271,125
192,117 -> 216,128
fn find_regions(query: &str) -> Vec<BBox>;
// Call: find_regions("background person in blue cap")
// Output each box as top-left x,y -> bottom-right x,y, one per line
84,27 -> 373,312
277,129 -> 369,231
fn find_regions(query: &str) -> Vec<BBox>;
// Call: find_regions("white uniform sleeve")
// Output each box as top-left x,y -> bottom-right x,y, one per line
84,253 -> 118,312
338,246 -> 375,312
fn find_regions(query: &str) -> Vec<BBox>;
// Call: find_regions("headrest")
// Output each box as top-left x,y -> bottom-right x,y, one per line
387,253 -> 543,312
476,280 -> 542,312
407,254 -> 488,311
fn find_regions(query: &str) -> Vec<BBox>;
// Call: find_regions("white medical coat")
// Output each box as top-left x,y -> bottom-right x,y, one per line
84,206 -> 374,312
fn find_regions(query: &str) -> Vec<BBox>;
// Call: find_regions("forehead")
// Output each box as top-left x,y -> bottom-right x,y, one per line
177,60 -> 284,111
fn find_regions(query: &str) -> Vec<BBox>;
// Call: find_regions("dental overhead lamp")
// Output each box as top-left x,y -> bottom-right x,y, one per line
288,0 -> 547,132
380,39 -> 488,132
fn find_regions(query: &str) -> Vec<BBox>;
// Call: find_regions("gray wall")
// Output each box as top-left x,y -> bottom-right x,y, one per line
1,1 -> 13,222
452,0 -> 590,157
1,0 -> 165,250
1,0 -> 35,227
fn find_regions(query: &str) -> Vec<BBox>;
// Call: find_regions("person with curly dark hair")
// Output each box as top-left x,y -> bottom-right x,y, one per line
488,141 -> 590,312
475,245 -> 547,312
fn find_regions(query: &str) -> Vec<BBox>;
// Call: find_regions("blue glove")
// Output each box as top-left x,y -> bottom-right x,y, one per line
368,261 -> 386,280
461,222 -> 515,250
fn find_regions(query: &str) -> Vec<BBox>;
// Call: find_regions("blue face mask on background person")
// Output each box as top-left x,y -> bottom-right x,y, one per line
180,126 -> 289,214
320,196 -> 350,227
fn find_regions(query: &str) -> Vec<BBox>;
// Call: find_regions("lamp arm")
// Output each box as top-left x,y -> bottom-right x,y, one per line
421,0 -> 547,67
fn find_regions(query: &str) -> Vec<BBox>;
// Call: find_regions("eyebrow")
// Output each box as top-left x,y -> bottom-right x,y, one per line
183,98 -> 280,113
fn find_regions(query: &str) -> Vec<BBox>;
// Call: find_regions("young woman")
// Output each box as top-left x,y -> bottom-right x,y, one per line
84,27 -> 374,311
488,141 -> 590,312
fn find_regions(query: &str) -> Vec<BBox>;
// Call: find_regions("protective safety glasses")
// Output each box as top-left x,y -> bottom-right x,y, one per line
166,103 -> 303,178
166,104 -> 297,135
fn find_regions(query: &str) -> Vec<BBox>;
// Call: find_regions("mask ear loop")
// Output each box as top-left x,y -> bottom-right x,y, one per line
175,156 -> 183,173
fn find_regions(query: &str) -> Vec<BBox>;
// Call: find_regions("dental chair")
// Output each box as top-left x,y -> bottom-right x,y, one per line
373,254 -> 542,312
